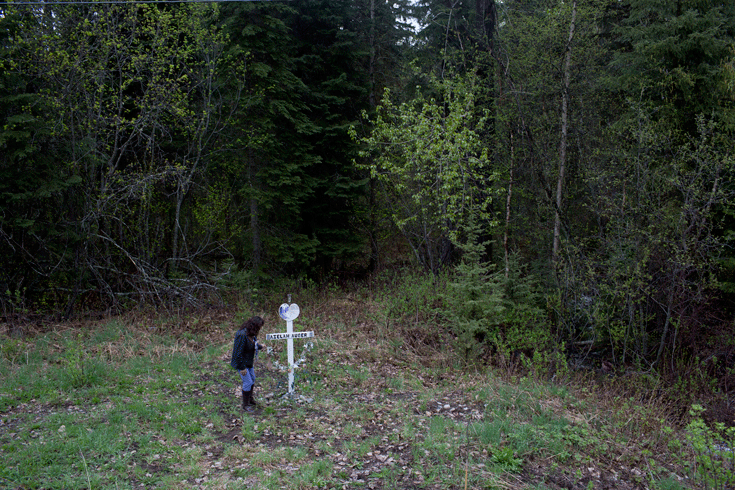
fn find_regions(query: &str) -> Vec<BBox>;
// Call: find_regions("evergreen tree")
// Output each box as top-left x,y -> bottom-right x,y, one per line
611,0 -> 735,137
287,0 -> 369,273
0,8 -> 81,312
216,1 -> 319,274
218,0 -> 408,277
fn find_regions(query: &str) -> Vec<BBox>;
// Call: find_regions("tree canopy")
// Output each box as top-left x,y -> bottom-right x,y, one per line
1,0 -> 734,373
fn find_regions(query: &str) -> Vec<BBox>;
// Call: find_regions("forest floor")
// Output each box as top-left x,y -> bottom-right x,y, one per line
0,293 -> 718,489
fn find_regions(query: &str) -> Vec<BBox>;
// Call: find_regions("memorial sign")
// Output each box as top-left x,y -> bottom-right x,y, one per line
267,332 -> 315,340
266,297 -> 314,395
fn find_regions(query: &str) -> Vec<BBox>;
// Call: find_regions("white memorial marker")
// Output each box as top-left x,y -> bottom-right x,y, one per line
266,297 -> 314,395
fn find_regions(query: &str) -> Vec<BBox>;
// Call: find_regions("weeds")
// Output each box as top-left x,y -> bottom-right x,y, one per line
0,279 -> 709,489
491,446 -> 523,473
685,404 -> 735,489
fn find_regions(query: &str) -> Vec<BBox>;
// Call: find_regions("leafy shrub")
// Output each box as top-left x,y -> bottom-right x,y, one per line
445,231 -> 551,365
685,404 -> 735,489
491,446 -> 523,473
374,267 -> 448,323
0,338 -> 26,364
56,335 -> 109,390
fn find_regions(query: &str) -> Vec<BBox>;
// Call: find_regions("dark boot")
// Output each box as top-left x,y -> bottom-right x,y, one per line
242,390 -> 254,412
248,388 -> 258,406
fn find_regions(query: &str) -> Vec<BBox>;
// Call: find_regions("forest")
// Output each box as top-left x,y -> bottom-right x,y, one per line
1,0 -> 734,402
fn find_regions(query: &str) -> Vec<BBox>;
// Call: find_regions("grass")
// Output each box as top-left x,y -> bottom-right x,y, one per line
0,283 -> 721,490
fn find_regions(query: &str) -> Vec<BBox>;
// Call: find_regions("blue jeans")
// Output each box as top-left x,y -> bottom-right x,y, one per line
239,368 -> 255,391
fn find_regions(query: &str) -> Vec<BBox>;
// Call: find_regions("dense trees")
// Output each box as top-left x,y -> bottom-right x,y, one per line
1,3 -> 230,313
1,0 -> 404,311
1,0 -> 733,373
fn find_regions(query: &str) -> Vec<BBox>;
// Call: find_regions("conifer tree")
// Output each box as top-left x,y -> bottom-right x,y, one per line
0,9 -> 68,309
611,0 -> 735,137
217,0 -> 381,276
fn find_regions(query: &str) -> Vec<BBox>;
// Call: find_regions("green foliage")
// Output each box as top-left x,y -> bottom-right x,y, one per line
445,230 -> 503,359
373,267 -> 447,322
520,348 -> 570,382
217,0 -> 376,276
491,0 -> 607,261
0,337 -> 26,364
57,355 -> 109,392
652,475 -> 688,490
0,2 -> 231,311
611,0 -> 735,136
469,380 -> 611,476
490,446 -> 523,473
0,11 -> 73,308
685,404 -> 735,489
354,70 -> 497,273
445,223 -> 549,362
574,110 -> 734,367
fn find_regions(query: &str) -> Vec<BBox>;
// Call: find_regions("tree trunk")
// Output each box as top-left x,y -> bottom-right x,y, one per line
504,131 -> 514,278
248,149 -> 262,273
367,0 -> 379,272
172,177 -> 183,274
369,0 -> 376,109
552,0 -> 576,267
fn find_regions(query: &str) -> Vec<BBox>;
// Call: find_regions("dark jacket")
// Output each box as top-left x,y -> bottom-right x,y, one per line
230,329 -> 256,370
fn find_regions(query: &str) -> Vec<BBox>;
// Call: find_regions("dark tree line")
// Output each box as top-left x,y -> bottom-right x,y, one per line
0,0 -> 411,314
1,0 -> 734,373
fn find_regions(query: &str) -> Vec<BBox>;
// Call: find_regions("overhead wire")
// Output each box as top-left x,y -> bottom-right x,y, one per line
1,0 -> 284,5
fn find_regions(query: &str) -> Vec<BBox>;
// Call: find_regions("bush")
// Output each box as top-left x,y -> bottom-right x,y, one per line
685,404 -> 735,489
445,230 -> 551,366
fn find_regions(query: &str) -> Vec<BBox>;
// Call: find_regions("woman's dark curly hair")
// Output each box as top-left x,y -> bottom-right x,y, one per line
242,316 -> 264,336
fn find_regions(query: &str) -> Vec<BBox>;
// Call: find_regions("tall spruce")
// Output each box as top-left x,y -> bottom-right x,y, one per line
216,1 -> 319,274
611,0 -> 735,137
0,9 -> 70,312
218,0 -> 383,277
287,0 -> 366,273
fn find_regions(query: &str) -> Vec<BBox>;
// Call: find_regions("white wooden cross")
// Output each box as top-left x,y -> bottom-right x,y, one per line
265,296 -> 314,395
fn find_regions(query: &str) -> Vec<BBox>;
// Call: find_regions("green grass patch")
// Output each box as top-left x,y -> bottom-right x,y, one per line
0,299 -> 701,490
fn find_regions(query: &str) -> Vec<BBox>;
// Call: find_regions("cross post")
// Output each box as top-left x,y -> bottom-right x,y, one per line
265,299 -> 314,395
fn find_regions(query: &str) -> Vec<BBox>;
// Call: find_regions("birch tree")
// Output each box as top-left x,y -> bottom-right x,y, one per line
551,0 -> 576,267
354,72 -> 497,273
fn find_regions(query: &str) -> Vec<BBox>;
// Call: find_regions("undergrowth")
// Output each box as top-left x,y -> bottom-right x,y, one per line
0,271 -> 730,489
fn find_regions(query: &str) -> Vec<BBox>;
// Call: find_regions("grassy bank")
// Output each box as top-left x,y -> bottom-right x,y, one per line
0,285 -> 730,489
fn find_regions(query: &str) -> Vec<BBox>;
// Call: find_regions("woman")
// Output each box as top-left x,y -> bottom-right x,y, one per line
230,316 -> 265,411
